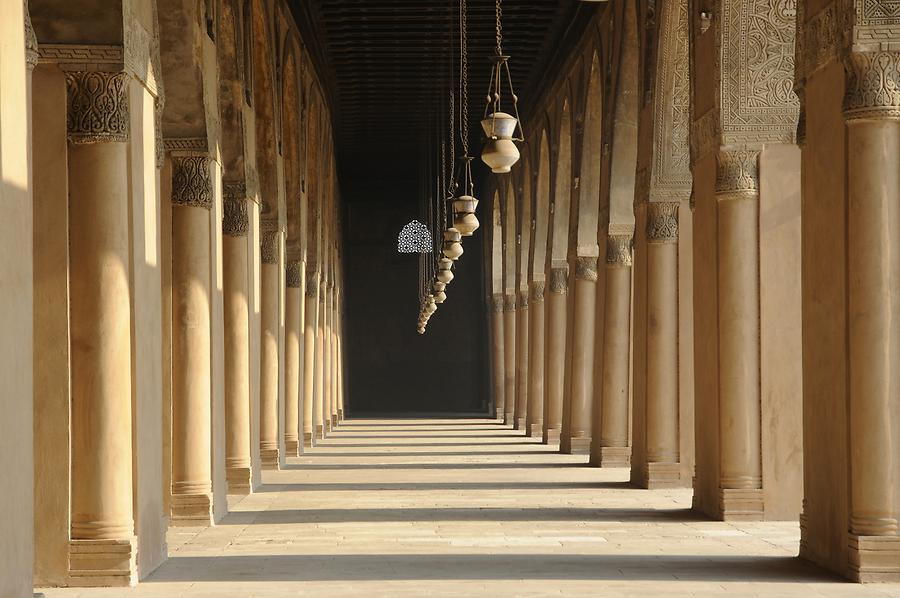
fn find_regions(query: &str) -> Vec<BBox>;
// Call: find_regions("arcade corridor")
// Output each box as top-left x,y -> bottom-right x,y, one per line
40,419 -> 900,597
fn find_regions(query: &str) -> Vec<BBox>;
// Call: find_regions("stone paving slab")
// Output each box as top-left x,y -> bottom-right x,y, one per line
41,418 -> 900,597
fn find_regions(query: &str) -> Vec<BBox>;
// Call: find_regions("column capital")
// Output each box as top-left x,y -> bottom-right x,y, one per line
491,294 -> 504,313
549,266 -> 568,295
503,293 -> 517,312
24,1 -> 39,71
518,289 -> 530,309
171,155 -> 212,210
223,181 -> 249,236
646,201 -> 680,243
305,271 -> 319,297
606,234 -> 634,265
286,260 -> 303,288
715,148 -> 760,198
260,220 -> 280,265
530,281 -> 545,303
65,70 -> 130,144
844,51 -> 900,121
575,256 -> 599,282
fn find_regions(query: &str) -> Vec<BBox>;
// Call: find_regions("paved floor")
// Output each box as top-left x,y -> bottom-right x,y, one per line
42,418 -> 900,597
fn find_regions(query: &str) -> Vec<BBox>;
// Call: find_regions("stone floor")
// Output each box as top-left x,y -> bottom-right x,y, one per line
42,418 -> 900,597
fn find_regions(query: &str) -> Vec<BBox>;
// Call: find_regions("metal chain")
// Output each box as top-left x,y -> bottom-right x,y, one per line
495,0 -> 503,55
460,0 -> 469,155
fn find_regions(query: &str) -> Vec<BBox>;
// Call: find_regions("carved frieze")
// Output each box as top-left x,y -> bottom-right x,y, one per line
164,138 -> 209,153
530,281 -> 546,303
844,51 -> 900,120
606,234 -> 634,265
575,257 -> 599,282
171,156 -> 212,209
260,220 -> 281,265
503,294 -> 517,312
549,267 -> 568,294
223,181 -> 249,236
647,202 -> 680,243
24,1 -> 38,71
715,148 -> 760,195
65,71 -> 130,144
491,294 -> 505,313
518,290 -> 530,309
286,260 -> 303,288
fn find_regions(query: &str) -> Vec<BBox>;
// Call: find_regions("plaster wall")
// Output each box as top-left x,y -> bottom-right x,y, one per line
31,64 -> 70,587
0,3 -> 35,593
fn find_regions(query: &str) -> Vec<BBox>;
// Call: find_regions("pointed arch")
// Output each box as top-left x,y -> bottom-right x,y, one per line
530,125 -> 551,281
517,154 -> 532,293
550,97 -> 572,268
503,177 -> 517,295
576,50 -> 603,257
306,96 -> 321,266
251,0 -> 278,218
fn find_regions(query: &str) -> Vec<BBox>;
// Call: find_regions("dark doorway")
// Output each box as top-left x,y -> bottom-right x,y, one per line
341,147 -> 489,415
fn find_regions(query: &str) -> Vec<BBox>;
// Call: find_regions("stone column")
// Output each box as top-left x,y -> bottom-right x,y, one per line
336,288 -> 346,420
314,278 -> 327,439
845,50 -> 900,576
642,202 -> 681,484
65,70 -> 137,583
543,267 -> 568,444
302,266 -> 319,447
322,281 -> 333,434
330,285 -> 340,426
223,183 -> 252,492
169,155 -> 214,524
259,220 -> 281,469
593,234 -> 632,467
284,257 -> 304,456
561,257 -> 597,454
716,148 -> 762,516
526,282 -> 545,437
490,294 -> 506,420
514,290 -> 530,431
503,293 -> 517,425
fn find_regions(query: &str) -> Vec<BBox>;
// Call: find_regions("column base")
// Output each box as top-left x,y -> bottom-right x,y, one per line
170,492 -> 213,526
560,436 -> 591,455
543,427 -> 561,445
303,432 -> 315,448
68,537 -> 137,587
849,534 -> 900,582
338,409 -> 344,421
331,414 -> 339,427
718,488 -> 764,521
226,466 -> 252,495
514,416 -> 526,431
495,407 -> 503,420
633,461 -> 682,488
595,446 -> 631,468
315,424 -> 325,440
526,422 -> 543,438
503,412 -> 515,427
261,447 -> 280,470
285,439 -> 300,457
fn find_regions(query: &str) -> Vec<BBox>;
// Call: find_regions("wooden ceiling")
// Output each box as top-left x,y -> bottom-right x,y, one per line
290,0 -> 598,157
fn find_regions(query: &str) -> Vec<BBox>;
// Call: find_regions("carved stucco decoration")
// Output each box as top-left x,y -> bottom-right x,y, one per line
715,148 -> 761,195
260,220 -> 281,265
648,0 -> 692,204
606,234 -> 634,266
66,71 -> 130,144
24,1 -> 38,71
530,281 -> 546,303
171,156 -> 213,209
491,294 -> 505,313
503,294 -> 517,312
691,0 -> 800,161
646,201 -> 680,242
223,181 -> 249,236
518,290 -> 530,309
123,0 -> 163,99
549,267 -> 569,294
844,51 -> 900,119
576,256 -> 599,282
305,268 -> 319,298
286,260 -> 303,288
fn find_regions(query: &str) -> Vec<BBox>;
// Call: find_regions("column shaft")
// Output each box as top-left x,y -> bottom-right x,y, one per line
330,290 -> 339,426
223,186 -> 251,493
515,291 -> 530,430
561,257 -> 597,454
302,269 -> 319,446
491,295 -> 506,420
526,282 -> 545,437
594,235 -> 632,467
503,294 -> 517,425
314,291 -> 326,438
543,267 -> 568,444
170,156 -> 214,523
322,284 -> 333,434
284,260 -> 303,456
259,224 -> 280,469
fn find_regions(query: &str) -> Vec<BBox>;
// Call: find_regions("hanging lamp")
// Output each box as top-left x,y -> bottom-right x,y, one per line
480,0 -> 523,173
437,257 -> 455,284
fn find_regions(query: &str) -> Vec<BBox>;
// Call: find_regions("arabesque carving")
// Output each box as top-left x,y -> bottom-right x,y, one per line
606,234 -> 634,265
306,271 -> 319,298
492,294 -> 505,313
647,202 -> 680,242
518,290 -> 530,309
576,256 -> 599,282
65,71 -> 130,144
549,267 -> 568,294
24,1 -> 38,71
530,281 -> 546,303
844,51 -> 900,120
223,181 -> 249,237
716,148 -> 760,195
260,221 -> 281,265
504,294 -> 517,312
171,156 -> 212,209
286,261 -> 303,288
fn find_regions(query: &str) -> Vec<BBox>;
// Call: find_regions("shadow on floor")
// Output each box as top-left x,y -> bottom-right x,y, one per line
323,434 -> 528,439
307,441 -> 543,448
253,480 -> 639,492
218,506 -> 701,525
295,450 -> 560,458
281,461 -> 587,470
145,554 -> 834,583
